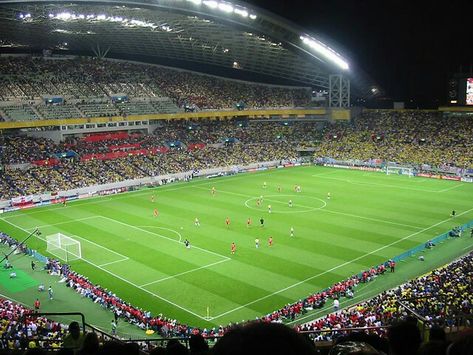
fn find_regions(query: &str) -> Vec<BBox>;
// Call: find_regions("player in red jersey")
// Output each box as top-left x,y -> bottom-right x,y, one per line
268,236 -> 273,247
231,242 -> 236,255
225,217 -> 231,228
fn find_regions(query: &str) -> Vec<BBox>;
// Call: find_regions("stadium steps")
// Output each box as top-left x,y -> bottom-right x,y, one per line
0,108 -> 7,121
30,105 -> 44,120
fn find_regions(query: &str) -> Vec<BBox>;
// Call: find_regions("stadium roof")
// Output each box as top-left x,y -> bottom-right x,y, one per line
0,0 -> 375,95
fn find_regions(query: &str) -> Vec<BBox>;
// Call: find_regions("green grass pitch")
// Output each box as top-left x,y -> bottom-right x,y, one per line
1,166 -> 473,328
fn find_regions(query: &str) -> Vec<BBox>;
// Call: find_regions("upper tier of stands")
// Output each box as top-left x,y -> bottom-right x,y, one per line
0,57 -> 312,121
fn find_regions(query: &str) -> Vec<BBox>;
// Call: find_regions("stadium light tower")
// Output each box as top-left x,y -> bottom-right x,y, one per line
329,74 -> 350,108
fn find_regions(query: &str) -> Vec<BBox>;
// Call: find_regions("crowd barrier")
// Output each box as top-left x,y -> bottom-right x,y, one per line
390,220 -> 473,264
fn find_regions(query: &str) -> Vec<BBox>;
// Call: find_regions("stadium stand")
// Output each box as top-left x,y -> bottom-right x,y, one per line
317,110 -> 473,169
0,57 -> 312,120
2,57 -> 473,354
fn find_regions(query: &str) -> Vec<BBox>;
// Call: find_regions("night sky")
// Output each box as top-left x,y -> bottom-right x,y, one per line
246,0 -> 472,108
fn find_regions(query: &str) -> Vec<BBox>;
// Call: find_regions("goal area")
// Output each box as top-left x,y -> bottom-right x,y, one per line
385,165 -> 414,177
46,233 -> 82,262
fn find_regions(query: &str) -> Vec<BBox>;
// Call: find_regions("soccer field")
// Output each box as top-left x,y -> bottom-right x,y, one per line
1,166 -> 473,327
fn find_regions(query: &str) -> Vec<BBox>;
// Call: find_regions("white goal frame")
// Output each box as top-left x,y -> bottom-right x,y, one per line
46,233 -> 82,262
386,165 -> 414,177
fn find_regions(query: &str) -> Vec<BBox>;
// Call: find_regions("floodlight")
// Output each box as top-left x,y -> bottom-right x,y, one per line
234,8 -> 248,17
300,35 -> 349,70
218,3 -> 234,13
203,1 -> 218,9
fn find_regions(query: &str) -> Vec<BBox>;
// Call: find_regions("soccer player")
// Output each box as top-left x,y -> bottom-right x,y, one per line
451,210 -> 456,217
194,217 -> 200,227
268,204 -> 272,214
62,198 -> 67,207
34,298 -> 40,313
48,286 -> 54,300
255,238 -> 259,248
327,192 -> 331,200
151,194 -> 155,203
211,187 -> 216,196
263,181 -> 267,189
288,199 -> 293,208
256,199 -> 261,207
184,239 -> 191,249
277,185 -> 281,193
111,320 -> 117,336
290,227 -> 294,237
31,261 -> 36,271
231,242 -> 236,255
296,185 -> 301,193
246,217 -> 252,228
153,208 -> 159,217
260,217 -> 264,227
268,236 -> 273,247
225,217 -> 231,228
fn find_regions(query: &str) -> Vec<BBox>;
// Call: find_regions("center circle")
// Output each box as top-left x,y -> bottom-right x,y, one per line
244,194 -> 326,214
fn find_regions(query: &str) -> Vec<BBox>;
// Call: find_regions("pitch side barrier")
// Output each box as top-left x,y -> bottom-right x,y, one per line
0,160 -> 306,212
389,220 -> 473,264
315,158 -> 472,182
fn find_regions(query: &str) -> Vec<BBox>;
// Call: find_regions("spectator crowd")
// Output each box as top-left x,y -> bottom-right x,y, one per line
0,56 -> 311,121
316,110 -> 473,170
0,119 -> 319,199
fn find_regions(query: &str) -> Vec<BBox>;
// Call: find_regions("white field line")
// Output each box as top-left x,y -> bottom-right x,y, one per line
438,184 -> 464,193
312,175 -> 462,193
208,206 -> 473,320
0,217 -> 208,320
1,169 -> 273,219
321,209 -> 424,230
98,216 -> 231,261
24,216 -> 99,230
69,232 -> 130,259
194,186 -> 424,230
462,244 -> 473,250
137,226 -> 183,243
98,258 -> 130,267
140,259 -> 230,287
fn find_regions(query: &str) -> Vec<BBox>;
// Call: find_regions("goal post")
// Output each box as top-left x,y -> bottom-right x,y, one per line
385,165 -> 414,177
46,233 -> 82,262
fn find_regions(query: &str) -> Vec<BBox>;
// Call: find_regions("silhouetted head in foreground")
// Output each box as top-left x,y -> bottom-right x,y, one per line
211,321 -> 316,355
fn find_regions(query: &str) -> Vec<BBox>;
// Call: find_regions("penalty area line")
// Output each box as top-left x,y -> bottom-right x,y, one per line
140,259 -> 230,287
0,217 -> 209,320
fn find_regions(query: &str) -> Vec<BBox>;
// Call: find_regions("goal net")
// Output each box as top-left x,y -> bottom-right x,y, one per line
46,233 -> 82,262
386,165 -> 414,177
